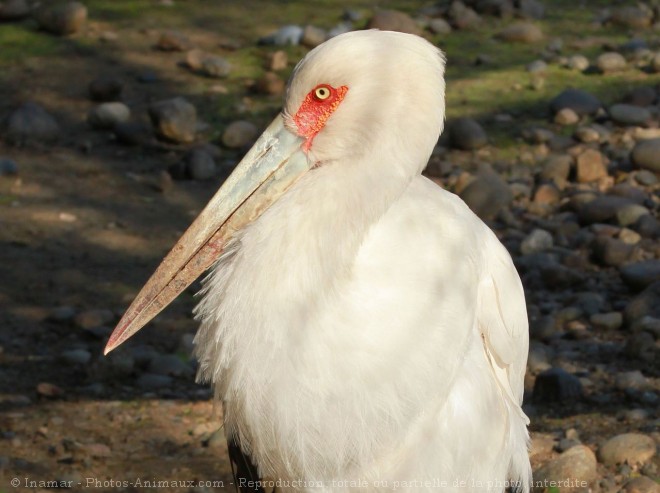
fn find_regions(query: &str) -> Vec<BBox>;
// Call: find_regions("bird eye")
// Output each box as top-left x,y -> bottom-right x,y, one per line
314,85 -> 332,101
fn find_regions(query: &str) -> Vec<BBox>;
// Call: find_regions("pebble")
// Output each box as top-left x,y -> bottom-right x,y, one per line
255,71 -> 285,96
624,332 -> 656,363
631,139 -> 660,173
448,1 -> 481,30
635,170 -> 657,187
622,476 -> 660,493
621,260 -> 660,291
576,149 -> 607,183
148,97 -> 197,143
74,309 -> 114,329
36,2 -> 87,36
114,121 -> 151,146
520,229 -> 553,255
619,228 -> 641,245
169,148 -> 217,181
88,76 -> 123,102
4,102 -> 60,145
550,88 -> 601,116
136,373 -> 172,390
592,237 -> 634,267
519,0 -> 545,19
540,154 -> 572,188
567,54 -> 589,71
577,196 -> 633,225
598,433 -> 656,466
625,282 -> 660,329
87,102 -> 130,130
597,52 -> 627,73
616,204 -> 649,228
533,445 -> 598,489
554,108 -> 579,125
259,25 -> 303,46
0,0 -> 30,20
527,60 -> 547,73
301,25 -> 326,48
623,87 -> 657,107
533,183 -> 561,206
429,18 -> 452,35
367,10 -> 422,35
615,370 -> 649,391
496,22 -> 543,43
156,31 -> 191,51
266,50 -> 287,71
147,354 -> 192,377
327,22 -> 352,39
590,312 -> 622,331
609,104 -> 651,126
59,349 -> 92,365
610,6 -> 654,29
186,50 -> 231,78
221,120 -> 258,148
0,157 -> 18,176
533,367 -> 583,403
448,117 -> 487,150
458,165 -> 513,220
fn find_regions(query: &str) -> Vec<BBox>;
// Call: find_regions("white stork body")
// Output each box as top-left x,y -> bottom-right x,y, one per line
106,29 -> 531,492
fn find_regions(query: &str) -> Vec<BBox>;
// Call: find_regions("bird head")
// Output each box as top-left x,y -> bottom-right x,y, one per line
105,30 -> 446,354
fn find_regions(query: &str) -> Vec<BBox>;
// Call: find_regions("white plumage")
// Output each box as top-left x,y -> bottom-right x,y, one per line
190,31 -> 531,491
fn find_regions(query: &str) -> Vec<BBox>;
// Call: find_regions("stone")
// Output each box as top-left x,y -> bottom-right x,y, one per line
634,215 -> 660,239
590,312 -> 622,331
74,309 -> 114,329
623,87 -> 657,107
610,6 -> 654,29
625,282 -> 660,328
527,60 -> 547,73
609,104 -> 651,126
136,373 -> 173,390
259,25 -> 303,46
147,354 -> 191,377
598,434 -> 656,466
577,196 -> 633,225
596,52 -> 627,73
429,18 -> 452,35
255,71 -> 285,95
624,332 -> 656,363
574,126 -> 600,143
0,158 -> 18,176
156,31 -> 191,51
631,139 -> 660,173
366,10 -> 421,35
448,1 -> 481,30
448,118 -> 487,150
550,89 -> 601,117
4,102 -> 60,145
554,108 -> 579,125
327,22 -> 352,39
88,76 -> 123,102
635,170 -> 657,186
622,476 -> 660,493
533,367 -> 583,403
60,349 -> 91,365
266,50 -> 287,71
114,121 -> 151,146
87,102 -> 130,130
652,53 -> 660,74
148,97 -> 197,143
169,148 -> 216,181
615,370 -> 649,391
567,55 -> 589,71
592,237 -> 634,267
621,261 -> 660,291
540,154 -> 572,188
0,0 -> 30,20
458,165 -> 513,220
619,228 -> 641,245
185,49 -> 231,78
576,149 -> 607,183
301,25 -> 326,48
221,120 -> 258,149
616,204 -> 650,227
533,445 -> 598,490
520,229 -> 553,255
36,2 -> 87,36
518,0 -> 544,19
533,183 -> 561,205
496,22 -> 543,43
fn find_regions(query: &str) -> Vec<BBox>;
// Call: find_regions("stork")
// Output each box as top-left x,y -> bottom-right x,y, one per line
105,30 -> 531,492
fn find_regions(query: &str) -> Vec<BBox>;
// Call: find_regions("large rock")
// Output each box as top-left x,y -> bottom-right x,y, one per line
496,22 -> 543,43
448,118 -> 487,150
550,89 -> 601,117
36,2 -> 87,36
631,139 -> 660,173
458,165 -> 513,220
598,433 -> 656,466
533,445 -> 598,492
148,97 -> 197,143
366,10 -> 422,35
4,102 -> 60,144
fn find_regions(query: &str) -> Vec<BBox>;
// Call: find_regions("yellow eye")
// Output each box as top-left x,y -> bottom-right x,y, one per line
314,86 -> 331,100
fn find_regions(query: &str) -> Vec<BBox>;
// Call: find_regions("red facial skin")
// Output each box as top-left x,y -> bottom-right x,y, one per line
293,84 -> 349,152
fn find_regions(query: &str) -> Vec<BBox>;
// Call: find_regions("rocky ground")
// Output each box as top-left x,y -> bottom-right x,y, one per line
0,0 -> 658,492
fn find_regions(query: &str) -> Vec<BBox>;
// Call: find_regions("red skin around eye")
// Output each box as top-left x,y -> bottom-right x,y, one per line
293,84 -> 348,152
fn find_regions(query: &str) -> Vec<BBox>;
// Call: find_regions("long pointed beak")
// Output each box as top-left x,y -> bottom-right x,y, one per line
104,115 -> 308,355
